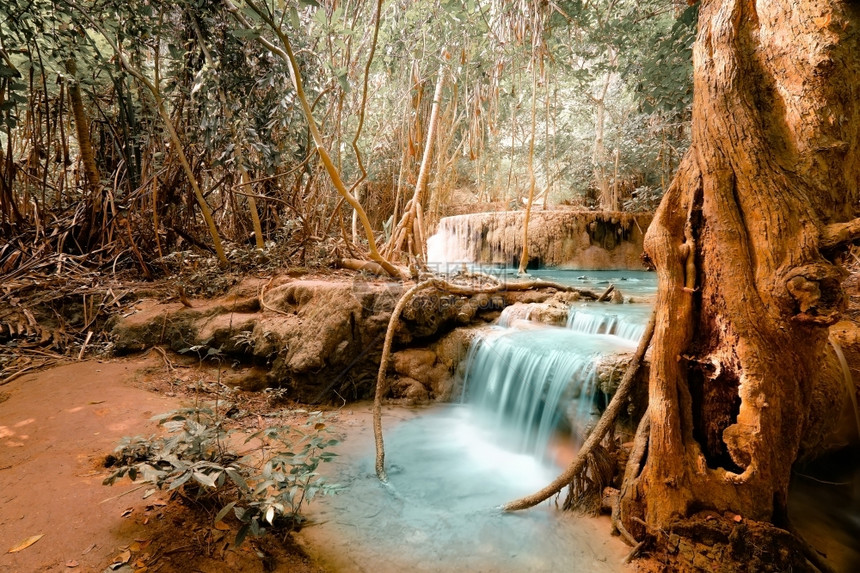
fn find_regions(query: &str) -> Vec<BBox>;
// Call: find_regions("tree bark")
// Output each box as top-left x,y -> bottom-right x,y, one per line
386,55 -> 446,263
592,59 -> 615,211
622,0 -> 860,548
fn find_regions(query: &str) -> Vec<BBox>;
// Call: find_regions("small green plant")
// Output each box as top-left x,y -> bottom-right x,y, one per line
104,407 -> 341,545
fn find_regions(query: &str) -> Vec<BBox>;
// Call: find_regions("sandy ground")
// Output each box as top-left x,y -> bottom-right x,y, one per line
0,358 -> 180,572
0,358 -> 321,573
0,357 -> 631,573
5,356 -> 853,573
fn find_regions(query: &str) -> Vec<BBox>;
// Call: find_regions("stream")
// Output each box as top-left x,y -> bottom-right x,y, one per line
301,269 -> 860,572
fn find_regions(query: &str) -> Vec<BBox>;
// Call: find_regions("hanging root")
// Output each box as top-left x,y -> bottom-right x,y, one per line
373,274 -> 504,481
373,279 -> 434,482
503,308 -> 656,511
563,442 -> 615,514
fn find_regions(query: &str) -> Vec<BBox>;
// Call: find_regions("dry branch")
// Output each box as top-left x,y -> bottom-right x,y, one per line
226,0 -> 402,278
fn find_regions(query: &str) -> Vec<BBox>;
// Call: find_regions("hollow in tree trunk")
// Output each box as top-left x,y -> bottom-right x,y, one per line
621,0 -> 860,569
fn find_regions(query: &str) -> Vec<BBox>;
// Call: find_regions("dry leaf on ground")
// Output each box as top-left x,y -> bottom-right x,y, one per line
8,534 -> 44,553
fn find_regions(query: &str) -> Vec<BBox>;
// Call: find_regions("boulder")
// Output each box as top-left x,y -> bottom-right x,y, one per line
391,348 -> 452,400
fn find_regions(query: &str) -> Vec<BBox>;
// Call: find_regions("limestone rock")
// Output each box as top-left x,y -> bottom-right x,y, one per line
391,348 -> 452,399
391,376 -> 430,403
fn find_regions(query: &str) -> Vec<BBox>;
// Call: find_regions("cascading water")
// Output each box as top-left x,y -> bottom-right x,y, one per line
426,211 -> 652,270
462,328 -> 638,458
496,303 -> 534,327
566,302 -> 653,342
305,269 -> 657,572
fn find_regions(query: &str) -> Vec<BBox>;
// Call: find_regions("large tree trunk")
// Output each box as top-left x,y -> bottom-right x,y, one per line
621,0 -> 860,566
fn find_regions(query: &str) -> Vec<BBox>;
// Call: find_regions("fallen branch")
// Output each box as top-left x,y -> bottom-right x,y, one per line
782,516 -> 837,573
597,283 -> 615,302
503,279 -> 599,299
77,330 -> 94,360
503,308 -> 656,511
338,258 -> 408,277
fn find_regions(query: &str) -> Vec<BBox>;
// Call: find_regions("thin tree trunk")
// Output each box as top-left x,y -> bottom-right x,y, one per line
65,59 -> 102,236
386,54 -> 446,262
228,0 -> 402,277
189,17 -> 264,250
517,63 -> 539,275
592,66 -> 612,211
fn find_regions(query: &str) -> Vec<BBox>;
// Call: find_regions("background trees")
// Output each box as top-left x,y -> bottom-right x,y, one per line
0,0 -> 695,273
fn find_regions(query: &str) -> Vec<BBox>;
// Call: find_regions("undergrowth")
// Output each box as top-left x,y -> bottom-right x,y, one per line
104,406 -> 341,546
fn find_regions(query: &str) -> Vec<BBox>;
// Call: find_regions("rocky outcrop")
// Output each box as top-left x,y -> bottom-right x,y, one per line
107,275 -> 661,415
108,277 -> 551,403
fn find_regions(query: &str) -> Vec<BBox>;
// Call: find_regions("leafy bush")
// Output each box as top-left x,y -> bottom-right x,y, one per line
104,407 -> 341,545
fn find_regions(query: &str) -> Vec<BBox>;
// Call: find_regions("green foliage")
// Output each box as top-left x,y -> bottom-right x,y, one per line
1,0 -> 699,274
104,407 -> 341,545
636,4 -> 699,114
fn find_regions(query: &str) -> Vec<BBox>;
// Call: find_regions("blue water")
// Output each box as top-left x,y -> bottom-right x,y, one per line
463,328 -> 637,459
303,267 -> 658,571
427,265 -> 657,297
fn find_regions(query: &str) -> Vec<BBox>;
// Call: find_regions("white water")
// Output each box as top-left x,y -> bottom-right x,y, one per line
304,404 -> 627,572
497,304 -> 535,327
426,213 -> 516,265
462,327 -> 637,459
566,302 -> 653,342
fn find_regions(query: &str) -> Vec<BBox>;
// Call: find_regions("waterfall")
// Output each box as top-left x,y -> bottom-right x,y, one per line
566,303 -> 651,342
426,211 -> 652,270
496,304 -> 534,327
462,328 -> 636,459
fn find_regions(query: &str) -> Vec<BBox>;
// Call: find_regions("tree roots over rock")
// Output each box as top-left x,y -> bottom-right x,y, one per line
633,512 -> 829,573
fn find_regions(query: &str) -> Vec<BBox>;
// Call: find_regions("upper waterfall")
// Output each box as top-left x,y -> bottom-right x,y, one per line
426,210 -> 652,270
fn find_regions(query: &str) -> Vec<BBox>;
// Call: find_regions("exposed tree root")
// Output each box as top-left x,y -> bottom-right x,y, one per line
259,278 -> 291,317
337,258 -> 410,277
564,442 -> 615,514
373,279 -> 435,481
502,308 -> 656,511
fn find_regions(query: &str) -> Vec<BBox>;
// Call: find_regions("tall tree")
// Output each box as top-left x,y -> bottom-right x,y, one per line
619,0 -> 859,567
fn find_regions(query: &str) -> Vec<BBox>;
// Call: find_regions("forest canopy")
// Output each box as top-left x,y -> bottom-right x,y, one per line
0,0 -> 695,272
